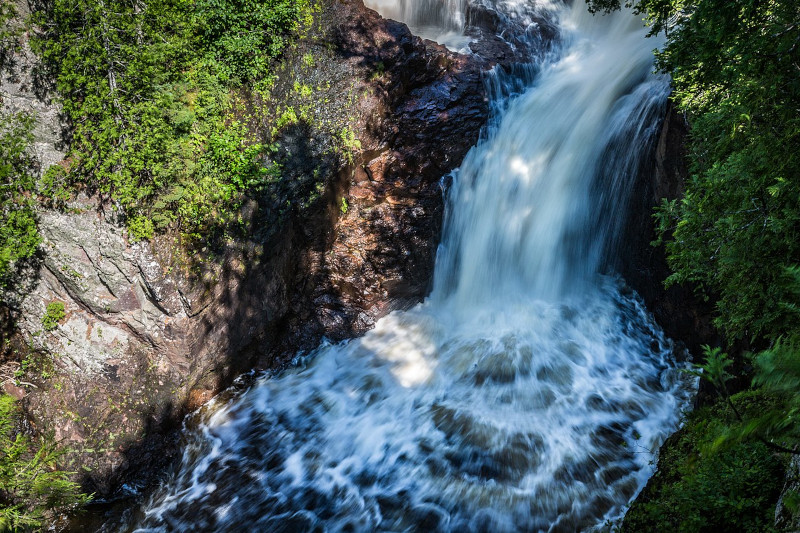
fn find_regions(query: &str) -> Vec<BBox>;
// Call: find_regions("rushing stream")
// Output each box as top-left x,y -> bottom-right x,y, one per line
127,2 -> 694,531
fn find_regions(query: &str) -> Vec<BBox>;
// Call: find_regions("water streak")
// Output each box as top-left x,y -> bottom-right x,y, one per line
127,2 -> 694,532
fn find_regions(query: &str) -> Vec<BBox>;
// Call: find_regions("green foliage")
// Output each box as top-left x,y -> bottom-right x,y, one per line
622,392 -> 787,532
731,337 -> 800,452
41,301 -> 65,331
195,0 -> 312,86
0,111 -> 40,289
337,127 -> 361,164
689,345 -> 733,394
272,107 -> 299,138
597,0 -> 800,342
0,394 -> 90,530
30,0 -> 311,246
683,343 -> 800,455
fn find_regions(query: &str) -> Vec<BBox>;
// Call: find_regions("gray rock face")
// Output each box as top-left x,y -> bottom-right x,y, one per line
19,201 -> 187,375
6,195 -> 200,494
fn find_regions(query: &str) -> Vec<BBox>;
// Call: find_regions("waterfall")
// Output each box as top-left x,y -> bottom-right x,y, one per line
432,4 -> 669,305
127,2 -> 694,532
363,0 -> 469,48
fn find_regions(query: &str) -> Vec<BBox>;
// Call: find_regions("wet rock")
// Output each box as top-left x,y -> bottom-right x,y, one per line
410,502 -> 450,531
535,362 -> 574,389
491,432 -> 544,480
469,508 -> 516,533
474,345 -> 533,384
431,403 -> 495,448
559,340 -> 586,364
619,101 -> 716,358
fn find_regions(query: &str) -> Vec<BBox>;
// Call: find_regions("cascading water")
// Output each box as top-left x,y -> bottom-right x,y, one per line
363,0 -> 469,48
362,0 -> 553,51
126,2 -> 695,532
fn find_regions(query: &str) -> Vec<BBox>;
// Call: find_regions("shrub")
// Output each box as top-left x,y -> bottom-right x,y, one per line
0,394 -> 90,530
623,392 -> 787,532
41,302 -> 65,331
30,0 -> 311,247
0,111 -> 40,289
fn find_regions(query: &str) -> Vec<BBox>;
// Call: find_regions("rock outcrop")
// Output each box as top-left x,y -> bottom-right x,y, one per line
2,0 -> 557,502
620,102 -> 716,358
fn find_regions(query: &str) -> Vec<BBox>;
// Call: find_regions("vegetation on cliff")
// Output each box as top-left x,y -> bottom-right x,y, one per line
1,0 -> 314,525
589,0 -> 800,529
0,394 -> 90,530
0,111 -> 39,289
0,2 -> 38,288
30,0 -> 312,243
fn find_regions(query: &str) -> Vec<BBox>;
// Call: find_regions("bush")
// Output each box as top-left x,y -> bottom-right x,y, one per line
41,301 -> 65,331
0,111 -> 40,289
0,394 -> 90,530
623,392 -> 788,532
195,0 -> 313,85
30,0 -> 310,246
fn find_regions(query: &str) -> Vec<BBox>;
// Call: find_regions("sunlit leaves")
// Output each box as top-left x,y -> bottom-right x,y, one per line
30,0 -> 310,243
0,112 -> 40,288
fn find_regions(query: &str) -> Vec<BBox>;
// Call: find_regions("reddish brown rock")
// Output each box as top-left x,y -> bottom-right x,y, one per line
3,381 -> 26,400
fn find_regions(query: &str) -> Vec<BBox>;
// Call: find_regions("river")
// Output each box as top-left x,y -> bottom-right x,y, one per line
126,1 -> 694,531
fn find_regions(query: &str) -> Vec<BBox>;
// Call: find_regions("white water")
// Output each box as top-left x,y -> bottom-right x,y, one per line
364,0 -> 470,49
129,3 -> 694,532
363,0 -> 557,51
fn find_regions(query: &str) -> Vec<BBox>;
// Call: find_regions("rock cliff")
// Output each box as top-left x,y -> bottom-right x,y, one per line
1,0 -> 552,502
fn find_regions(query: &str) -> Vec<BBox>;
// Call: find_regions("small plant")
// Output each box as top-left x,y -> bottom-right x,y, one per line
340,196 -> 348,214
127,215 -> 155,242
302,52 -> 315,68
0,394 -> 91,528
293,81 -> 312,98
271,107 -> 299,138
689,345 -> 733,395
339,127 -> 361,151
337,127 -> 361,163
41,301 -> 65,331
369,60 -> 385,81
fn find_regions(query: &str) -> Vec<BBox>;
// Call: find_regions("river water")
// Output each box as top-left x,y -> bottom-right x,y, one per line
127,2 -> 694,531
